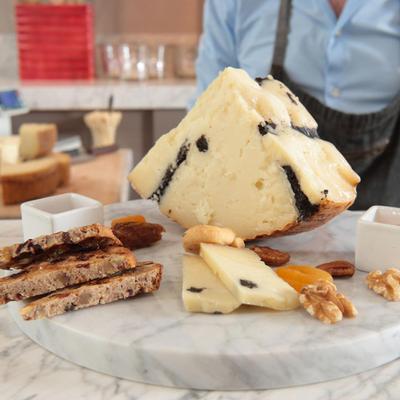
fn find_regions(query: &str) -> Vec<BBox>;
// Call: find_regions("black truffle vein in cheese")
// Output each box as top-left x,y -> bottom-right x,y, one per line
240,279 -> 258,289
196,135 -> 209,152
291,124 -> 319,139
149,142 -> 191,202
187,287 -> 205,293
258,121 -> 277,136
282,165 -> 319,221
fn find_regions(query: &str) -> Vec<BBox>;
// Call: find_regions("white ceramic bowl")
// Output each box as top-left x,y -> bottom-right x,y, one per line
21,193 -> 104,241
355,205 -> 400,272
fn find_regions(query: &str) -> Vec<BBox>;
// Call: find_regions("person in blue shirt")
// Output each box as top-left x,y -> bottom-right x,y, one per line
194,0 -> 400,209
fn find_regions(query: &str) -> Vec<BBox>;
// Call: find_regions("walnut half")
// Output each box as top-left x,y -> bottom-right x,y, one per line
299,280 -> 357,324
366,268 -> 400,301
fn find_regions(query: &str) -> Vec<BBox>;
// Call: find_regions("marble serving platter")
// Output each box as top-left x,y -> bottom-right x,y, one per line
7,200 -> 400,390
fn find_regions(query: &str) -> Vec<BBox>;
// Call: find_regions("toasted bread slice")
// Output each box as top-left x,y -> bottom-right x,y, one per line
0,246 -> 136,304
0,224 -> 122,270
20,262 -> 162,320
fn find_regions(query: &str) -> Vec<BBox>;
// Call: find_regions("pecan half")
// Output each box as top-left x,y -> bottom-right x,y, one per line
316,260 -> 355,278
251,246 -> 290,266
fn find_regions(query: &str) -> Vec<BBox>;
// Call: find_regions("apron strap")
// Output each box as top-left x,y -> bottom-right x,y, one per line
270,0 -> 292,79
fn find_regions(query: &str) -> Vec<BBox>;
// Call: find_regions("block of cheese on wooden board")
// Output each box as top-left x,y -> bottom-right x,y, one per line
0,136 -> 20,165
0,152 -> 70,205
19,123 -> 57,161
182,254 -> 241,314
128,68 -> 360,240
199,243 -> 299,311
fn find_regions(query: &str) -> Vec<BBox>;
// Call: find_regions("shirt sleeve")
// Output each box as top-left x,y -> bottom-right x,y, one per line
188,0 -> 238,109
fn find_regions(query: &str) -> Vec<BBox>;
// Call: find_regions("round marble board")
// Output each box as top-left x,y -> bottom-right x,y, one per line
7,200 -> 400,390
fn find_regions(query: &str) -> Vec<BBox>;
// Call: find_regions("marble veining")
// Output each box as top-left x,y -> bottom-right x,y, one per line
4,200 -> 400,392
2,298 -> 400,400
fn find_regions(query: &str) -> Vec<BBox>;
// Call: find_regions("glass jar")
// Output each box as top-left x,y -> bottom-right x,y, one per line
175,44 -> 197,79
148,44 -> 166,79
100,43 -> 120,79
118,43 -> 148,81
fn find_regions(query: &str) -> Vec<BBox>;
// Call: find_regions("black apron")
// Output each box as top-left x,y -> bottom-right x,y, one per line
270,0 -> 400,209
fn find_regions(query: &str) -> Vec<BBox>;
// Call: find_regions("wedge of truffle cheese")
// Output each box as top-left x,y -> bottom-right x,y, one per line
128,67 -> 360,240
256,75 -> 318,138
182,254 -> 241,314
199,244 -> 299,311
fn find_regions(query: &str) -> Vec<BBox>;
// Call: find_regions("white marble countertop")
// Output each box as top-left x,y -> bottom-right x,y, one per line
1,217 -> 400,399
0,79 -> 196,111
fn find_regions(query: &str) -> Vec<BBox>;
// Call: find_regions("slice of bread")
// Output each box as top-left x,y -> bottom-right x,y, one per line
0,224 -> 122,270
0,246 -> 135,304
20,262 -> 162,320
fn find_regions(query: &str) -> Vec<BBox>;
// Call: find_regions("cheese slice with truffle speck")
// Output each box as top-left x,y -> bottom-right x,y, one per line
182,254 -> 241,314
199,243 -> 299,311
129,67 -> 360,239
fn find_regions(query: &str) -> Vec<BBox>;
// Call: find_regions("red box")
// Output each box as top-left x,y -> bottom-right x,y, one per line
16,4 -> 94,80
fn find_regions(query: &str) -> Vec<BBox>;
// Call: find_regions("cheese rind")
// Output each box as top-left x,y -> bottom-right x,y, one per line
129,68 -> 359,239
19,123 -> 57,161
199,244 -> 299,310
182,255 -> 240,314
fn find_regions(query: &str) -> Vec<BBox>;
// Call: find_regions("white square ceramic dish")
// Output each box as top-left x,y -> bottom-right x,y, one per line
21,193 -> 104,240
355,205 -> 400,272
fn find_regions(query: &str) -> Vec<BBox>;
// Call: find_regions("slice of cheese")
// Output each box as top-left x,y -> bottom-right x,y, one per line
19,123 -> 58,161
199,243 -> 299,310
182,254 -> 241,314
128,67 -> 360,240
84,111 -> 122,148
0,136 -> 20,165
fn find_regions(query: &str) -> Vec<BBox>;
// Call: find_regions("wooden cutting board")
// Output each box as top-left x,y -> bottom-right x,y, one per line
0,149 -> 133,219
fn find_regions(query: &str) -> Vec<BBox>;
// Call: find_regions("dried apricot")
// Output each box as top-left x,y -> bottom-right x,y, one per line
276,265 -> 333,293
111,214 -> 146,228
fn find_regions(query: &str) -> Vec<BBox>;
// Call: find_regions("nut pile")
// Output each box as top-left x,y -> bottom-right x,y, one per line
366,268 -> 400,301
299,280 -> 358,324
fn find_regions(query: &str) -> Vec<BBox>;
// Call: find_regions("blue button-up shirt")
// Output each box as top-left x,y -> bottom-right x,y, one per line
193,0 -> 400,114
